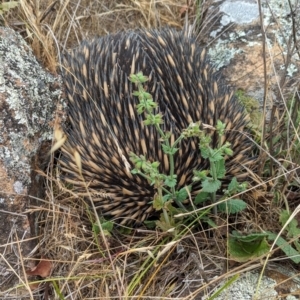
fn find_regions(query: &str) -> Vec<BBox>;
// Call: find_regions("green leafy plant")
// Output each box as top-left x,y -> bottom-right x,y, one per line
129,72 -> 248,228
92,219 -> 114,236
227,210 -> 300,264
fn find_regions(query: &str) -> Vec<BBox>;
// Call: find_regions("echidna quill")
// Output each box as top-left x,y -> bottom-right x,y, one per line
59,28 -> 252,224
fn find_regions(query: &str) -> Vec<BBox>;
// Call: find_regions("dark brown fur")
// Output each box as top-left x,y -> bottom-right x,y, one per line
60,28 -> 252,224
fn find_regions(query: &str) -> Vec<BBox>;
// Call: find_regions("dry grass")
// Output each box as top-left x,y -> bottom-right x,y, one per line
5,0 -> 193,72
30,158 -> 230,299
1,0 -> 300,299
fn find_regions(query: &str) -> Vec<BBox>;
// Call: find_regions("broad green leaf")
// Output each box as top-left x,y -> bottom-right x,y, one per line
214,159 -> 226,179
194,191 -> 209,204
218,199 -> 247,214
228,232 -> 270,262
176,186 -> 191,202
201,178 -> 221,193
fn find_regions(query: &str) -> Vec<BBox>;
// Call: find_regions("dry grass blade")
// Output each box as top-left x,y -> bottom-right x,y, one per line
1,0 -> 300,299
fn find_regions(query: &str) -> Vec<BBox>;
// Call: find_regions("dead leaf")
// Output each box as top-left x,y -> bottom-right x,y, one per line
26,257 -> 52,278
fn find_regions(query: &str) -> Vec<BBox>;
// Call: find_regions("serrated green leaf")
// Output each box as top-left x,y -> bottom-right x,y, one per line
164,174 -> 177,188
162,144 -> 178,155
214,158 -> 226,179
144,113 -> 163,125
151,161 -> 160,169
176,186 -> 191,202
227,177 -> 239,193
201,178 -> 221,193
194,191 -> 210,204
163,194 -> 171,202
218,199 -> 247,214
216,120 -> 226,131
209,150 -> 224,162
92,220 -> 113,235
100,220 -> 114,232
200,148 -> 210,159
224,147 -> 233,156
143,92 -> 152,99
193,170 -> 207,182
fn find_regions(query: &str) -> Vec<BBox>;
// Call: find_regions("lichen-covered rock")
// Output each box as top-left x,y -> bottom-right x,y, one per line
0,27 -> 62,295
0,27 -> 61,185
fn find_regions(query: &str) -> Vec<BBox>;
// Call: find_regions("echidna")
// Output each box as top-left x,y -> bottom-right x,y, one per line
59,28 -> 252,224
